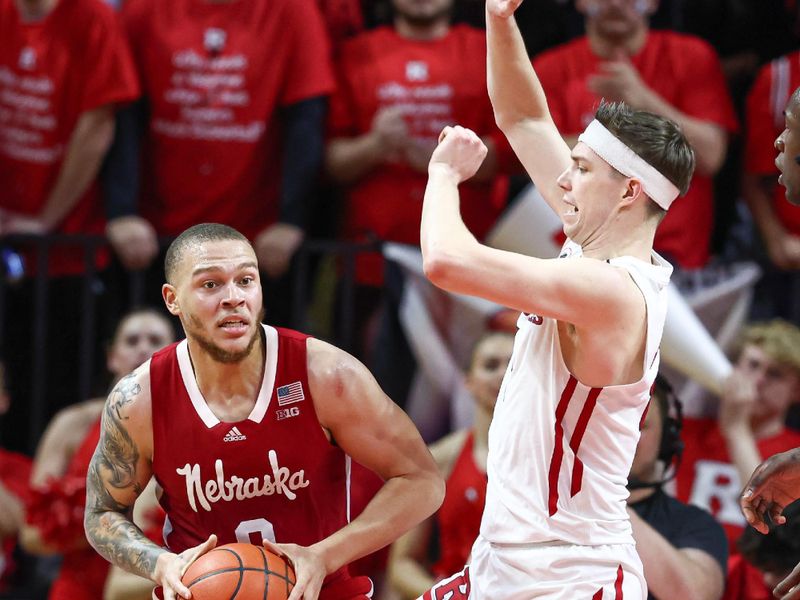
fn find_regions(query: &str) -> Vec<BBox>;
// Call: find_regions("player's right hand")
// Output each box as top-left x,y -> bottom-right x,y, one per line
486,0 -> 524,19
429,126 -> 487,184
155,534 -> 217,600
740,450 -> 800,534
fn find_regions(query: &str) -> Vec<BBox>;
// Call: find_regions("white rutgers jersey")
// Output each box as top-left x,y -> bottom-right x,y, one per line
480,241 -> 673,546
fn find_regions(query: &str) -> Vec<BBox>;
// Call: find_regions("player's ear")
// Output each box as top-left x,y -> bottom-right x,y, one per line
621,178 -> 644,207
162,283 -> 180,316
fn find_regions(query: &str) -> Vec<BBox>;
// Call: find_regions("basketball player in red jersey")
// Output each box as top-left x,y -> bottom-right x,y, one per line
84,223 -> 445,600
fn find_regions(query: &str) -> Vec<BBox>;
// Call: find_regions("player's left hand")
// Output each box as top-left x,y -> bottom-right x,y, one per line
429,125 -> 487,184
740,448 -> 800,534
254,223 -> 305,280
262,539 -> 326,600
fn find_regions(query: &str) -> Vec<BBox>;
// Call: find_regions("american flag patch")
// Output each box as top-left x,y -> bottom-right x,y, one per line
277,381 -> 305,406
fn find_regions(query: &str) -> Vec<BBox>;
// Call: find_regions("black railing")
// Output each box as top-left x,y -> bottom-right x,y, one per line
0,233 -> 381,452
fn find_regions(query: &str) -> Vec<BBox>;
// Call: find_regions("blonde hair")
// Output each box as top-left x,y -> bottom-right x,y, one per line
738,319 -> 800,375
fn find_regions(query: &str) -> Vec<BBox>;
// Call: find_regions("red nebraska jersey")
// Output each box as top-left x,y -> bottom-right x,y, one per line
151,325 -> 352,583
432,432 -> 486,578
0,0 -> 139,274
534,32 -> 739,269
122,0 -> 334,240
328,25 -> 510,286
49,418 -> 110,600
745,50 -> 800,234
676,418 -> 800,552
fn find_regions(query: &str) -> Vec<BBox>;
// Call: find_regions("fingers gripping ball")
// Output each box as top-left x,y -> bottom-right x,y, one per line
181,543 -> 295,600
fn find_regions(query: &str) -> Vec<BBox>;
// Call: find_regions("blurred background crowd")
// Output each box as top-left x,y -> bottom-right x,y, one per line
3,0 -> 800,598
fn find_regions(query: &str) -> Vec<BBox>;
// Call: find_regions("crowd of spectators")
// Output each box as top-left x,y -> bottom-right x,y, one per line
3,0 -> 800,598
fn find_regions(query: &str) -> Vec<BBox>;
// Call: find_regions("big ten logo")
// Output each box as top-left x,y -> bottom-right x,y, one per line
276,406 -> 300,421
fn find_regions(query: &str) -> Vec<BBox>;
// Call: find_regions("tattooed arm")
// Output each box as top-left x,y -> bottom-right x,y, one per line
84,363 -> 216,600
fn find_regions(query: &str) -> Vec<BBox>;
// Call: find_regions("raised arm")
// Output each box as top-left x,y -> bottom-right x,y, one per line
84,366 -> 216,600
268,338 -> 445,600
485,0 -> 571,213
421,127 -> 642,330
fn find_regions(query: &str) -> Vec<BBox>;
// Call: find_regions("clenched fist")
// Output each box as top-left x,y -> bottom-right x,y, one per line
429,126 -> 487,184
486,0 -> 524,18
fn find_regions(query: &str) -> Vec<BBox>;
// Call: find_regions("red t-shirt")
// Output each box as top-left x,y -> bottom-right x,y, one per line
328,25 -> 510,286
47,418 -> 110,600
534,32 -> 739,269
432,432 -> 486,578
744,50 -> 800,234
150,326 -> 362,591
676,418 -> 800,552
123,0 -> 335,240
0,0 -> 139,275
721,554 -> 772,600
0,449 -> 31,591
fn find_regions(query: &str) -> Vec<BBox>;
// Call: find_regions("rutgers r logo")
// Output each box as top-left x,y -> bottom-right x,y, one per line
526,313 -> 543,325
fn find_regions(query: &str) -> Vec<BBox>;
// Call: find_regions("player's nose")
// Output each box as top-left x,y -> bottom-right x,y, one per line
221,281 -> 246,304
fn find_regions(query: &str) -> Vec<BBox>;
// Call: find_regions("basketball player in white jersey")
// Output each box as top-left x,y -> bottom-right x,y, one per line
417,0 -> 696,597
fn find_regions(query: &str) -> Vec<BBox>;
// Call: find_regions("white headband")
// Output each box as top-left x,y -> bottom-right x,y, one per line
577,119 -> 680,210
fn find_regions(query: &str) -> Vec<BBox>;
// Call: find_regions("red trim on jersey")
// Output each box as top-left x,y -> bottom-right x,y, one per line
421,566 -> 471,600
548,376 -> 578,516
592,590 -> 603,600
639,399 -> 652,431
615,565 -> 624,599
569,386 -> 602,497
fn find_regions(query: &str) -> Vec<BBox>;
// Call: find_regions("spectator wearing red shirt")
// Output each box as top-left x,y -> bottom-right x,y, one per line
325,0 -> 511,357
0,361 -> 32,596
385,332 -> 514,599
112,0 -> 335,326
0,0 -> 140,454
675,320 -> 800,566
744,52 -> 800,324
19,309 -> 174,600
532,0 -> 738,271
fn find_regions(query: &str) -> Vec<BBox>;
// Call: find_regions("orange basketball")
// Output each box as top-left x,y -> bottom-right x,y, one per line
181,543 -> 295,600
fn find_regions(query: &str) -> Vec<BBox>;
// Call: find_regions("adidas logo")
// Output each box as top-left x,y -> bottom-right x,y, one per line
223,426 -> 247,442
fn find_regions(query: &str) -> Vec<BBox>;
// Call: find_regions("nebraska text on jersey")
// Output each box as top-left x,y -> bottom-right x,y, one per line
176,449 -> 310,512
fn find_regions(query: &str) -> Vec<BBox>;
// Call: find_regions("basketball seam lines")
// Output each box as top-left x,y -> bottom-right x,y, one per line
186,567 -> 296,587
224,548 -> 244,600
257,545 -> 269,600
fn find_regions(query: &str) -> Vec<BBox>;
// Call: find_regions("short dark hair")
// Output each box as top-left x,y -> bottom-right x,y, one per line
594,101 -> 696,198
739,500 -> 800,573
164,223 -> 252,284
